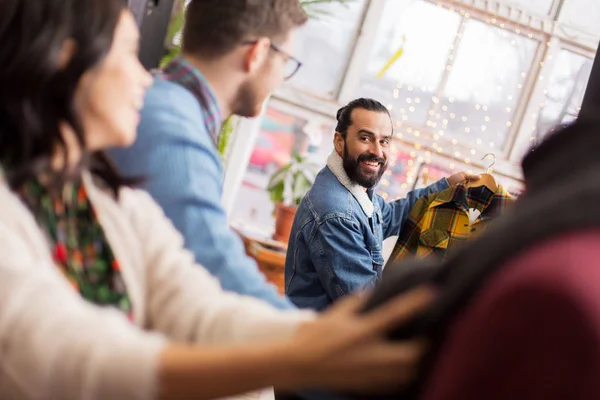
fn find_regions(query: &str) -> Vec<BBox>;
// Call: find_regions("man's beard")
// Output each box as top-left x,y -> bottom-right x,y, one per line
342,141 -> 387,189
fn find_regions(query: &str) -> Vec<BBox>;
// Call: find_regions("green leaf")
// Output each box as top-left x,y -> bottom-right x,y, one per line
218,116 -> 237,158
268,181 -> 285,204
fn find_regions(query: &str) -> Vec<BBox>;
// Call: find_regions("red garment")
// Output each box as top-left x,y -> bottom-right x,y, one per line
423,229 -> 600,400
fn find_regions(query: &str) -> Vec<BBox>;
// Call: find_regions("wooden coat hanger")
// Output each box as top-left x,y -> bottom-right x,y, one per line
464,153 -> 498,192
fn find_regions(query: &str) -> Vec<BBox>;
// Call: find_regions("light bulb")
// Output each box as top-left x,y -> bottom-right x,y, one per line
465,127 -> 471,133
449,163 -> 455,169
471,149 -> 477,155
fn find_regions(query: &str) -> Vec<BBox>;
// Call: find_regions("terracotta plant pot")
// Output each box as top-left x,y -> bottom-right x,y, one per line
273,203 -> 297,243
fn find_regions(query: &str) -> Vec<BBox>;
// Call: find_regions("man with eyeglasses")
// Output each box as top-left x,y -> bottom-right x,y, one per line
108,0 -> 306,309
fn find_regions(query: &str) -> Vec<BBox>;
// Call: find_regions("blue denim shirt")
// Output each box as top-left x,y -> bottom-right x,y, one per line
285,152 -> 449,311
108,78 -> 294,309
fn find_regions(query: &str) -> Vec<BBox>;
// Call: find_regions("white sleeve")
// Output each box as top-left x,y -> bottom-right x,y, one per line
0,221 -> 167,400
121,189 -> 315,345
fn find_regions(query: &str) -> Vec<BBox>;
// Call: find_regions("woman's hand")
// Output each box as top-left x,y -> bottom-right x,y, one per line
283,286 -> 436,394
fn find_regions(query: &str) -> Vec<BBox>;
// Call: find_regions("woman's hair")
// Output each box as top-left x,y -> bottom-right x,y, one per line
0,0 -> 132,195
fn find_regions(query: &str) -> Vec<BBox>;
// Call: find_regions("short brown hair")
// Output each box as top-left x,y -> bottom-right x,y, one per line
183,0 -> 308,58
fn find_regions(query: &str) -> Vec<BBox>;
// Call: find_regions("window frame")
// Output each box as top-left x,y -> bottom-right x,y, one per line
223,0 -> 600,214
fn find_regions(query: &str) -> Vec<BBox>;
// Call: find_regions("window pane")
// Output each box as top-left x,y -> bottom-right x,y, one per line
357,0 -> 461,127
501,0 -> 554,15
289,0 -> 366,98
535,49 -> 593,139
231,105 -> 334,235
559,0 -> 600,36
439,20 -> 538,151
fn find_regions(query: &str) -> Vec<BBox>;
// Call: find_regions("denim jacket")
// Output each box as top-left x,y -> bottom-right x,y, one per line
108,78 -> 293,309
285,151 -> 449,311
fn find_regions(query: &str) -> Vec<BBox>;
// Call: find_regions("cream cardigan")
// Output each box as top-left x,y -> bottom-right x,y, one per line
0,172 -> 311,400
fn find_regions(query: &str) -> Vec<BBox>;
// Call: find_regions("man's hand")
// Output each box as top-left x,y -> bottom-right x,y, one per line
447,172 -> 482,186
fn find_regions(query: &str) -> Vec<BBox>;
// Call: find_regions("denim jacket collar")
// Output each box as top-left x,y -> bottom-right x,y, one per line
327,151 -> 374,218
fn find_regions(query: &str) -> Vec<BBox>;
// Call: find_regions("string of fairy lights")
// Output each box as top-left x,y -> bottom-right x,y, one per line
377,1 -> 559,201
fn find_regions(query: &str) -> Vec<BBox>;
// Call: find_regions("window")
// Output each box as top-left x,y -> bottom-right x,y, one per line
357,0 -> 461,127
534,49 -> 594,140
559,0 -> 600,36
230,103 -> 334,235
357,0 -> 539,156
438,20 -> 538,151
288,0 -> 367,98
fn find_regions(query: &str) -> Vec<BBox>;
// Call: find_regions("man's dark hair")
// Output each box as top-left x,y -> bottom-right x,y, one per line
183,0 -> 308,59
0,0 -> 133,196
335,98 -> 392,138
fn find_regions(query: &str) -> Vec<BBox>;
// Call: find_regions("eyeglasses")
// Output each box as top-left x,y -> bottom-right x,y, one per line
241,40 -> 303,81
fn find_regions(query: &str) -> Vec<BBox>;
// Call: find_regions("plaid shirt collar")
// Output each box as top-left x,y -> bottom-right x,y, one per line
429,184 -> 513,221
157,56 -> 223,144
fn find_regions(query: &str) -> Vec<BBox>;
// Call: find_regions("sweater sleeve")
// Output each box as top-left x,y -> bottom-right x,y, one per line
0,220 -> 167,400
120,188 -> 315,345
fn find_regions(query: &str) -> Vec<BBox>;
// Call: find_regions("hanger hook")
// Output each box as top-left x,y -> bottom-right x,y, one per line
481,153 -> 496,172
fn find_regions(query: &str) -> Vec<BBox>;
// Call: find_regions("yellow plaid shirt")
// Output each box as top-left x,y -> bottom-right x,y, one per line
388,184 -> 515,263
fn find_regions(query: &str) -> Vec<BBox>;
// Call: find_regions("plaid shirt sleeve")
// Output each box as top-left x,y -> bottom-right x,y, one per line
387,194 -> 434,264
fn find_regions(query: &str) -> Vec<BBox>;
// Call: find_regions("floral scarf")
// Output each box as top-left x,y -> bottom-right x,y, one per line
19,177 -> 133,320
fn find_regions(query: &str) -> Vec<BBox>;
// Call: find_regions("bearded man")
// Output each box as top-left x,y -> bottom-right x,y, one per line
284,98 -> 478,311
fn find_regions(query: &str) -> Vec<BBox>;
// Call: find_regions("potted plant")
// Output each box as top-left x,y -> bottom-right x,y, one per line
267,153 -> 320,242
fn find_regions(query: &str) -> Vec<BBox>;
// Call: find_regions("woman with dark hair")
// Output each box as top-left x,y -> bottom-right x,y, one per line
0,1 -> 434,399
